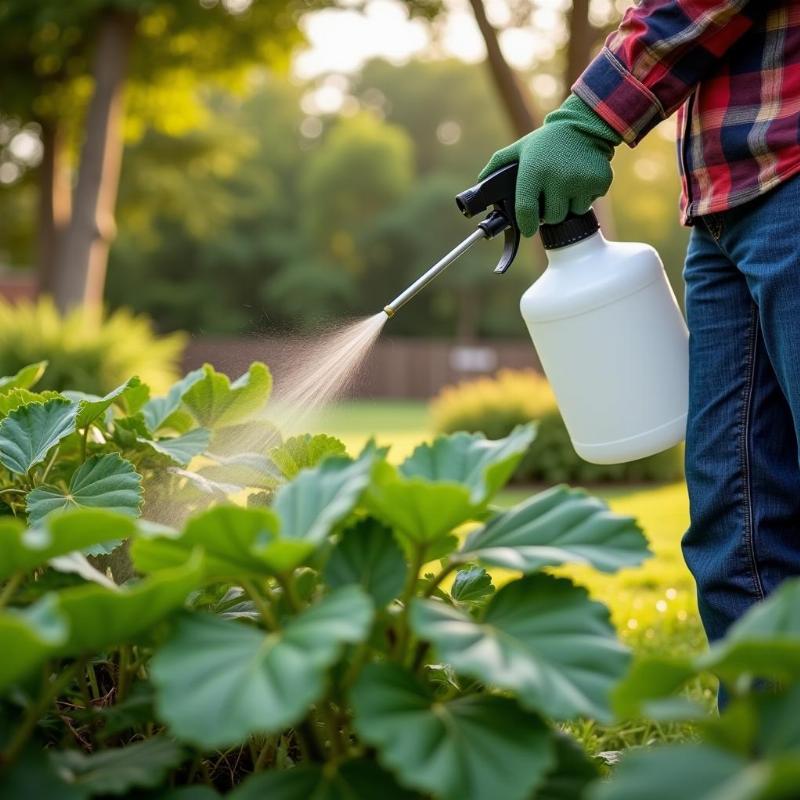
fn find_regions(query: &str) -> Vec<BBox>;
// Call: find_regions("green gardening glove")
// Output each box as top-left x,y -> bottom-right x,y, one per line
479,94 -> 622,237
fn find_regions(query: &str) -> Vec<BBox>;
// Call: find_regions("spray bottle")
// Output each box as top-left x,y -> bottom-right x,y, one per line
382,164 -> 689,465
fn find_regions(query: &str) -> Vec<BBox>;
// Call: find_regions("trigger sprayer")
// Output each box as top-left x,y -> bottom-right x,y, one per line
382,163 -> 689,466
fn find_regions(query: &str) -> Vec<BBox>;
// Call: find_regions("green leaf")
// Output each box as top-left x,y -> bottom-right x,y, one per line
142,368 -> 205,433
450,566 -> 495,606
0,398 -> 78,474
586,744 -> 800,800
151,586 -> 373,748
230,760 -> 421,800
69,377 -> 143,430
0,596 -> 67,690
269,433 -> 347,479
410,574 -> 629,722
399,425 -> 535,505
138,428 -> 211,466
700,578 -> 800,682
0,747 -> 86,800
536,731 -> 601,800
131,505 -> 313,578
612,656 -> 699,721
26,454 -> 142,526
459,486 -> 649,574
181,362 -> 272,429
351,663 -> 554,800
52,737 -> 183,795
274,450 -> 375,544
0,361 -> 47,393
365,462 -> 475,554
0,388 -> 62,417
0,509 -> 137,580
324,517 -> 407,605
198,452 -> 282,490
53,552 -> 203,654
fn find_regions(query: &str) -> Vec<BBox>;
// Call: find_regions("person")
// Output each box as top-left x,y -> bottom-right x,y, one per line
481,0 -> 800,652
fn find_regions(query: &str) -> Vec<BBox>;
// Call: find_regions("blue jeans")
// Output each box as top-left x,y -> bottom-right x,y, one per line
683,176 -> 800,645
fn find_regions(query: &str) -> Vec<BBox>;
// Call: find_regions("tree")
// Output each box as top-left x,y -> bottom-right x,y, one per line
0,0 -> 306,313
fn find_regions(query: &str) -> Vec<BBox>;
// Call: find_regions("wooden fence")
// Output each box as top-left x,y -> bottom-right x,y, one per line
183,336 -> 543,399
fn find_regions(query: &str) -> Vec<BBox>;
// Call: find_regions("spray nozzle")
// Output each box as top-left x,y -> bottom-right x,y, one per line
455,162 -> 520,275
382,162 -> 521,317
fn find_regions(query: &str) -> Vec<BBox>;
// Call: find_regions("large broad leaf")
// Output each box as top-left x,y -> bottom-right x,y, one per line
351,663 -> 554,800
142,368 -> 205,433
0,596 -> 67,690
0,388 -> 62,417
52,552 -> 203,655
131,505 -> 313,578
0,509 -> 137,580
410,574 -> 629,722
612,656 -> 700,721
198,452 -> 283,490
536,732 -> 601,800
0,747 -> 87,800
365,462 -> 476,553
151,586 -> 373,748
700,578 -> 800,681
68,377 -> 143,430
0,361 -> 47,393
324,517 -> 407,606
181,363 -> 272,429
0,398 -> 78,474
138,428 -> 211,466
26,454 -> 142,526
587,744 -> 800,800
274,451 -> 375,544
459,486 -> 649,574
52,737 -> 183,796
399,425 -> 535,505
230,760 -> 421,800
269,434 -> 347,479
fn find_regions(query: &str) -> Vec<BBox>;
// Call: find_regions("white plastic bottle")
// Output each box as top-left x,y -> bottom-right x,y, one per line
520,210 -> 688,465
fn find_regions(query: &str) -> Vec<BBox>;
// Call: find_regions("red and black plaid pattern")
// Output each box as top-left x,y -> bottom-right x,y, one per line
573,1 -> 800,223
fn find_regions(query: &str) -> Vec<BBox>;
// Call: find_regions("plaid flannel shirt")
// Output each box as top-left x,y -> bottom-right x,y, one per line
573,1 -> 800,224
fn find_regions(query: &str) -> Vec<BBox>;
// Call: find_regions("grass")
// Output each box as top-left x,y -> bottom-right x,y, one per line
324,400 -> 713,748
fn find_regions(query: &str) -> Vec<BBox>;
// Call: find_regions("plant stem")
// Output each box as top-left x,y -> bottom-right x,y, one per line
39,446 -> 59,484
241,578 -> 279,631
276,572 -> 302,615
295,719 -> 325,762
86,660 -> 100,699
116,645 -> 130,703
80,426 -> 91,463
423,561 -> 459,597
253,738 -> 275,772
393,546 -> 426,660
0,663 -> 77,767
0,572 -> 22,609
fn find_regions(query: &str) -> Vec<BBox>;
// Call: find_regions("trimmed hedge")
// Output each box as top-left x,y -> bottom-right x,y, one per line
432,369 -> 683,484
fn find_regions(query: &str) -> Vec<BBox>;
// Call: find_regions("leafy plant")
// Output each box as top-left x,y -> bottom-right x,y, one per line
432,369 -> 683,483
590,578 -> 800,799
0,392 -> 655,797
0,359 -> 291,535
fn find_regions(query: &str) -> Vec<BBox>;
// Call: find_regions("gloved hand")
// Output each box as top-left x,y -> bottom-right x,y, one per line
479,94 -> 622,237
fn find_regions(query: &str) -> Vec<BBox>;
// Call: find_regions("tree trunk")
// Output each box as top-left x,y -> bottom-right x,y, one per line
53,10 -> 136,314
466,0 -> 540,137
565,0 -> 594,91
37,120 -> 72,295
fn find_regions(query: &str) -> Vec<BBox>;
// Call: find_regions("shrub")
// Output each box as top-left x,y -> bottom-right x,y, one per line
432,369 -> 684,484
0,298 -> 185,394
0,360 -> 653,797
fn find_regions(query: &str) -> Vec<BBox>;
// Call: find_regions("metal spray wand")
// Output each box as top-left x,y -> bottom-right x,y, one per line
383,162 -> 521,317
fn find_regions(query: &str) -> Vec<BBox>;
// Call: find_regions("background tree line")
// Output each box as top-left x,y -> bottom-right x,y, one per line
0,0 -> 688,340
